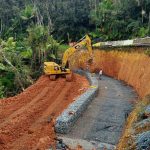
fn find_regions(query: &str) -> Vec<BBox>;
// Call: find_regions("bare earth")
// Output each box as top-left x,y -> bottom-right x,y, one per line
0,74 -> 89,150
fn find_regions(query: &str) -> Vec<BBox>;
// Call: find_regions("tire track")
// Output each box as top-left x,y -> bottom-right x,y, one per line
0,81 -> 62,147
0,79 -> 68,149
0,85 -> 52,128
0,76 -> 50,121
0,75 -> 89,150
30,82 -> 72,129
8,82 -> 72,150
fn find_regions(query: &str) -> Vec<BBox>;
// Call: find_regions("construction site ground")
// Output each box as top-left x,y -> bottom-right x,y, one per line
58,75 -> 138,149
0,74 -> 89,150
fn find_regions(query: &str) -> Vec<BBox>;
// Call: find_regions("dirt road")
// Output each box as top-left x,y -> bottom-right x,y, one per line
0,74 -> 89,150
59,75 -> 138,149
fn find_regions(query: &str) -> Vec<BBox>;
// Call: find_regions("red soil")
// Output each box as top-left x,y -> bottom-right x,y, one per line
0,74 -> 89,150
70,49 -> 150,98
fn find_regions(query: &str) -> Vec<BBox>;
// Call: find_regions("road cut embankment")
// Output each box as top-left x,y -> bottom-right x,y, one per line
70,48 -> 150,98
69,47 -> 150,150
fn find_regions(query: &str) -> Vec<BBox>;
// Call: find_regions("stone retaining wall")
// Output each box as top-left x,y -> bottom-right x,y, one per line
55,70 -> 99,134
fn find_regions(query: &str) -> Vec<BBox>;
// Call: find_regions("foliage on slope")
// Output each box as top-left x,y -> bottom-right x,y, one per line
117,95 -> 150,150
0,0 -> 150,41
90,0 -> 150,40
0,6 -> 61,98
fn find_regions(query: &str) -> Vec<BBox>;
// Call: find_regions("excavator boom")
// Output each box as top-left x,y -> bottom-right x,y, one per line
62,35 -> 92,68
44,34 -> 93,81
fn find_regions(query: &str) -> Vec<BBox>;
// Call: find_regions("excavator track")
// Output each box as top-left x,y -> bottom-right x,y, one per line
50,74 -> 56,81
66,73 -> 73,82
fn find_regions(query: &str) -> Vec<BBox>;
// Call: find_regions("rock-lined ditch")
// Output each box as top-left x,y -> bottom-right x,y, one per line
56,75 -> 138,150
69,47 -> 150,149
55,70 -> 99,134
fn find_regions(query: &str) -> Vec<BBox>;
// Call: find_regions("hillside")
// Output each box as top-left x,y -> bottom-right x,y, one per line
0,74 -> 89,149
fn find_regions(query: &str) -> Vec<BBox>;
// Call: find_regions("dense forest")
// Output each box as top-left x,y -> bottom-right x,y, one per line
0,0 -> 150,98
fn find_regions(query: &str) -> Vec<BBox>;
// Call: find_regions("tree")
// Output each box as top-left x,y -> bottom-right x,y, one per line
0,37 -> 33,96
90,0 -> 150,40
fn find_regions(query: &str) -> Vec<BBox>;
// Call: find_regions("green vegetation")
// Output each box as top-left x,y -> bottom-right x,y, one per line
0,4 -> 61,97
144,48 -> 150,56
0,0 -> 150,41
117,95 -> 150,149
0,0 -> 150,97
90,0 -> 150,40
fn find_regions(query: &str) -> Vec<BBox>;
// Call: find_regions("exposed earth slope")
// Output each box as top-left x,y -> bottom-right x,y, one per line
0,74 -> 89,150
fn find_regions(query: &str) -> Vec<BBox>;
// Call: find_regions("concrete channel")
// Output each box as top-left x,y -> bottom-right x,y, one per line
56,74 -> 138,150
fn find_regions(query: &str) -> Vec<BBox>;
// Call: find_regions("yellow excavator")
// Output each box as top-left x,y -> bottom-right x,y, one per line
44,34 -> 93,81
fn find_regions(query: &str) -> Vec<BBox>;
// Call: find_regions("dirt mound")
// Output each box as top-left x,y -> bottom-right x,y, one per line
0,74 -> 89,150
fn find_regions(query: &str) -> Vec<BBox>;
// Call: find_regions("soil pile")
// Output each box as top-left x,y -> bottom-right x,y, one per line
0,74 -> 89,150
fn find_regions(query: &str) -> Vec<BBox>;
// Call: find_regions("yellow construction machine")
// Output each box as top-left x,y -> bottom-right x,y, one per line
44,34 -> 93,81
